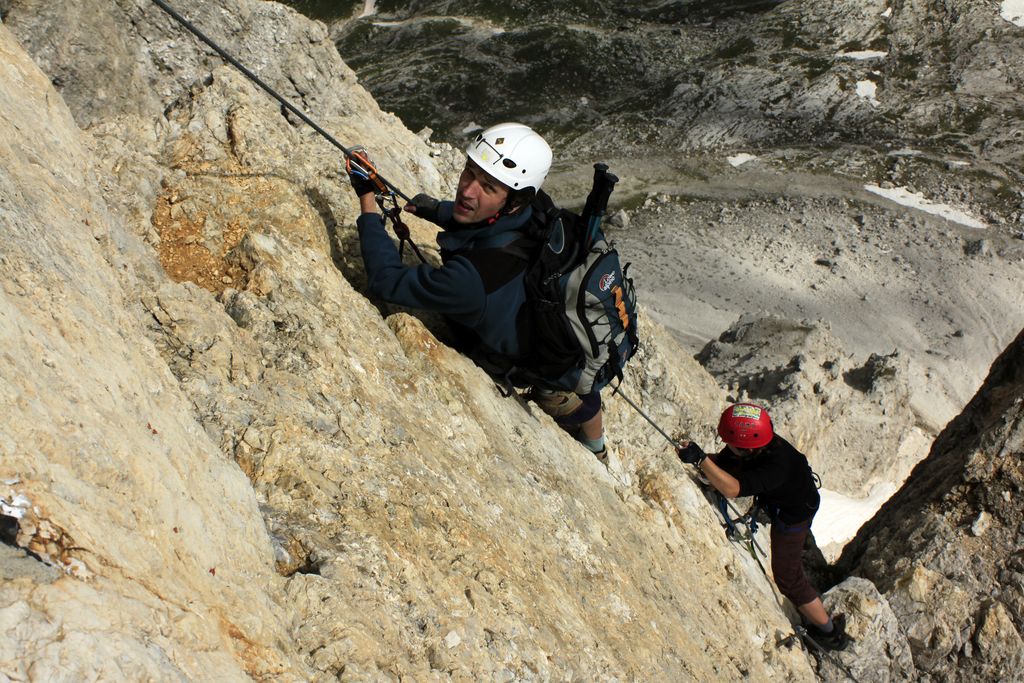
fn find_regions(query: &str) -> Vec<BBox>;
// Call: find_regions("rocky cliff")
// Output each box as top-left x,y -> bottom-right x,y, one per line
836,327 -> 1024,682
4,0 -> 1022,681
1,1 -> 815,680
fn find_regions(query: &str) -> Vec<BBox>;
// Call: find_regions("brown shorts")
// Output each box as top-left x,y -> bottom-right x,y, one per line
529,389 -> 602,426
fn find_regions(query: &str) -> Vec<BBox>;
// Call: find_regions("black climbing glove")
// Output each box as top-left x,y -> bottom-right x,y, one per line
677,442 -> 706,466
405,193 -> 441,224
346,147 -> 376,198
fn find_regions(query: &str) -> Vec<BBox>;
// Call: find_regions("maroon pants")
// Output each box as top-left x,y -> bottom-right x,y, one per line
770,519 -> 819,607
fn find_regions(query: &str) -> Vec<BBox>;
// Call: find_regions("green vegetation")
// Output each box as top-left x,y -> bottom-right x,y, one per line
277,0 -> 362,22
798,56 -> 832,80
958,103 -> 994,135
715,36 -> 757,60
868,36 -> 889,51
779,28 -> 817,51
892,53 -> 922,81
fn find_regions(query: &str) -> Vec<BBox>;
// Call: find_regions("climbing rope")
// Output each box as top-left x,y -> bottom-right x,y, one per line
613,387 -> 857,676
610,382 -> 679,447
611,383 -> 769,563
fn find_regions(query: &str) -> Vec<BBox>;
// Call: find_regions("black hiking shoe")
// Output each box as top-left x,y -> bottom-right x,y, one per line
807,613 -> 849,651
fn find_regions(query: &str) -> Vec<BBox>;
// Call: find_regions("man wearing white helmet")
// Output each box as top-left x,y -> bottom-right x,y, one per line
349,123 -> 606,457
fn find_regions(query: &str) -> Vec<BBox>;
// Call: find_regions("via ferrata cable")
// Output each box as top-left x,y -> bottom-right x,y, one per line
148,0 -> 426,261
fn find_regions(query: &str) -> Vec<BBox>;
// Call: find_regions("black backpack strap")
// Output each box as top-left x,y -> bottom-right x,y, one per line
456,247 -> 529,294
498,235 -> 541,262
451,226 -> 544,292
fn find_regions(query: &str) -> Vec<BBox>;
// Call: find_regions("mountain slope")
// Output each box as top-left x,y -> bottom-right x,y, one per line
838,327 -> 1024,680
1,1 -> 815,679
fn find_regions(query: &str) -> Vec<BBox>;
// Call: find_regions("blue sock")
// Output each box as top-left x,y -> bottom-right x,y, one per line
579,434 -> 605,453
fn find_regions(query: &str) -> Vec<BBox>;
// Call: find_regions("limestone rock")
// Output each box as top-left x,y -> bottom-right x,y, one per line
840,326 -> 1024,681
0,21 -> 306,680
815,576 -> 916,682
1,3 -> 819,681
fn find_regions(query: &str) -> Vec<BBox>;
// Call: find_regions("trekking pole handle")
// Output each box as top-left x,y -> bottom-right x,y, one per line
149,0 -> 409,202
582,163 -> 618,221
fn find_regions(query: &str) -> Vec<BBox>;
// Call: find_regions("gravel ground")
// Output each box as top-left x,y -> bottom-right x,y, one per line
549,149 -> 1024,434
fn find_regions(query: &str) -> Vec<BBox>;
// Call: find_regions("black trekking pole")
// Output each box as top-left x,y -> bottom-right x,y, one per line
579,163 -> 618,248
148,0 -> 409,202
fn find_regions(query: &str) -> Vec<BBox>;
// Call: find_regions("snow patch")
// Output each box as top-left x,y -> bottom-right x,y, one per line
359,0 -> 377,18
837,50 -> 888,60
727,153 -> 757,167
856,80 -> 880,107
865,184 -> 988,229
815,483 -> 897,560
888,148 -> 922,157
1001,0 -> 1024,26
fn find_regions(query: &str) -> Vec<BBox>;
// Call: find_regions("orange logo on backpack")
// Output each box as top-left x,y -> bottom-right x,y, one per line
613,286 -> 630,329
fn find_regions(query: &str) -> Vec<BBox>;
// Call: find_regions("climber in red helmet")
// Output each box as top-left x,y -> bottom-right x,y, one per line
677,403 -> 848,651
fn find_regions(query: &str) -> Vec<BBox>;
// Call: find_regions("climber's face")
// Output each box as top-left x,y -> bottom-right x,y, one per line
453,160 -> 510,224
727,444 -> 761,458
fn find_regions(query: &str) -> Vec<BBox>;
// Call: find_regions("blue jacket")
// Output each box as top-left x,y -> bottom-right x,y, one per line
357,201 -> 532,358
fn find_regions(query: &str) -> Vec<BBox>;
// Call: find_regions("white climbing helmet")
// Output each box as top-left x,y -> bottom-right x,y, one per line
465,122 -> 552,192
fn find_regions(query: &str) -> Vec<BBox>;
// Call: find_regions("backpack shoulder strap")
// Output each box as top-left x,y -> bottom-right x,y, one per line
454,246 -> 527,294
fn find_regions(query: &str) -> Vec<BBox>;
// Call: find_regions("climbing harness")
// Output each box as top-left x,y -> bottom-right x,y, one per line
148,0 -> 425,261
615,386 -> 852,675
715,492 -> 769,574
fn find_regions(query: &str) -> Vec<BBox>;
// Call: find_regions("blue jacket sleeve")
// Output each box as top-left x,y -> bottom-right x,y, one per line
357,212 -> 485,319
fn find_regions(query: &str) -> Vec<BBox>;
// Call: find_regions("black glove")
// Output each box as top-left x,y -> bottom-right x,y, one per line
346,148 -> 376,198
677,442 -> 706,466
405,193 -> 441,224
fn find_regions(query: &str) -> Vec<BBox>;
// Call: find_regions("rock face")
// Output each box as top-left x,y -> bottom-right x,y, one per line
838,327 -> 1024,681
654,0 -> 1024,162
4,0 -> 1022,680
0,21 -> 302,681
1,1 -> 822,680
817,577 -> 917,682
332,0 -> 1024,172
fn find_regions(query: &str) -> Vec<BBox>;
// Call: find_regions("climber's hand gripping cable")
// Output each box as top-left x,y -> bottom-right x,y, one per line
676,441 -> 707,466
346,147 -> 426,263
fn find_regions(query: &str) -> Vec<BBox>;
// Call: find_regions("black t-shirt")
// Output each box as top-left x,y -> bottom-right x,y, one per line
713,435 -> 820,524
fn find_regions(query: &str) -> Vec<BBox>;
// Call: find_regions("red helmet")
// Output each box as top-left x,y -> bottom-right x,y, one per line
718,403 -> 774,449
